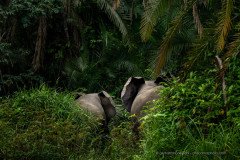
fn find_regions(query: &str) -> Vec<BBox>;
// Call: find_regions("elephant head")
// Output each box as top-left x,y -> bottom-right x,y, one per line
75,91 -> 116,125
121,77 -> 164,116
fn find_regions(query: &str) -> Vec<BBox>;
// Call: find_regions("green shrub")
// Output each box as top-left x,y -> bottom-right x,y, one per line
156,72 -> 223,126
226,57 -> 240,127
138,115 -> 240,160
109,121 -> 141,160
0,85 -> 101,159
136,71 -> 240,160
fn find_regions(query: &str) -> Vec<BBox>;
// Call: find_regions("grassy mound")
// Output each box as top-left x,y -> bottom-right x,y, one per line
0,85 -> 100,159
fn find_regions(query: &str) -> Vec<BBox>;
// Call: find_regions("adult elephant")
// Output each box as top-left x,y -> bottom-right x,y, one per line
121,77 -> 165,115
75,91 -> 116,133
121,77 -> 165,134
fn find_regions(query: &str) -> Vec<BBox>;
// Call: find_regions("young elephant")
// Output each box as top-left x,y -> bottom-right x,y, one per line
121,77 -> 165,134
75,91 -> 116,133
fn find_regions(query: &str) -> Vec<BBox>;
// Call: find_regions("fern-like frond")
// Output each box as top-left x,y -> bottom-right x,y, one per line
115,60 -> 141,73
154,11 -> 186,76
65,56 -> 89,74
112,0 -> 132,21
223,24 -> 240,65
215,0 -> 233,53
185,31 -> 213,68
140,0 -> 170,42
96,0 -> 127,37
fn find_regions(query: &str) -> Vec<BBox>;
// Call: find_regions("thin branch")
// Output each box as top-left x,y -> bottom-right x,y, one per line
215,55 -> 227,117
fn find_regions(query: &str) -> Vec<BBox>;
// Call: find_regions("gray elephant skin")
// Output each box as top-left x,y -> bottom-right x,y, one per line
75,91 -> 116,132
121,77 -> 164,134
121,77 -> 164,116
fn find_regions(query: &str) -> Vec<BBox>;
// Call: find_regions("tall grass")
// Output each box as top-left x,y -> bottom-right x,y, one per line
1,69 -> 240,160
0,85 -> 101,159
0,86 -> 141,160
137,113 -> 240,160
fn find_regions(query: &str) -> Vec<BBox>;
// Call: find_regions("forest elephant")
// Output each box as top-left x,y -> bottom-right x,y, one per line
75,91 -> 116,133
121,77 -> 165,134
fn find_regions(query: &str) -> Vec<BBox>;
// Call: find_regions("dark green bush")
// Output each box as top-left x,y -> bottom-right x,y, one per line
0,43 -> 44,96
137,71 -> 240,160
140,71 -> 224,130
0,85 -> 101,159
226,57 -> 240,127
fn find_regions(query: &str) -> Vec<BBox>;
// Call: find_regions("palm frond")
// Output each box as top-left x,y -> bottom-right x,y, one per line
115,60 -> 140,73
215,0 -> 233,53
65,56 -> 89,74
140,0 -> 170,42
181,28 -> 215,79
113,0 -> 132,21
96,0 -> 127,37
223,24 -> 240,66
154,11 -> 186,76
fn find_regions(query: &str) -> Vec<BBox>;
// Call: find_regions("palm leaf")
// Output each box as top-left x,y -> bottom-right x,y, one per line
223,24 -> 240,67
154,11 -> 186,76
215,0 -> 233,53
96,0 -> 128,37
115,60 -> 142,74
112,0 -> 132,21
140,0 -> 170,42
182,28 -> 214,78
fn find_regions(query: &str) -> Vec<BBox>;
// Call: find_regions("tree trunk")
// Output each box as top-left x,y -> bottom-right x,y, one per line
32,16 -> 47,71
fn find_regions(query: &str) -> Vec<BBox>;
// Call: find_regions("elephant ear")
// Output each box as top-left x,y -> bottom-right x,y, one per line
121,77 -> 145,112
98,91 -> 116,120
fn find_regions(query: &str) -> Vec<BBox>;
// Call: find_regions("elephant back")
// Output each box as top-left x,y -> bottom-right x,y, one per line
138,81 -> 157,93
131,84 -> 163,116
76,93 -> 105,119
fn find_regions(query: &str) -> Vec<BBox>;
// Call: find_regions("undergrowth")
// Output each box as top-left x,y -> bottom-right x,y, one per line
0,85 -> 100,159
136,69 -> 240,160
1,61 -> 240,160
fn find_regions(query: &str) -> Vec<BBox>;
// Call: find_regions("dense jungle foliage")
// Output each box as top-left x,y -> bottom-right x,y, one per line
1,0 -> 240,159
